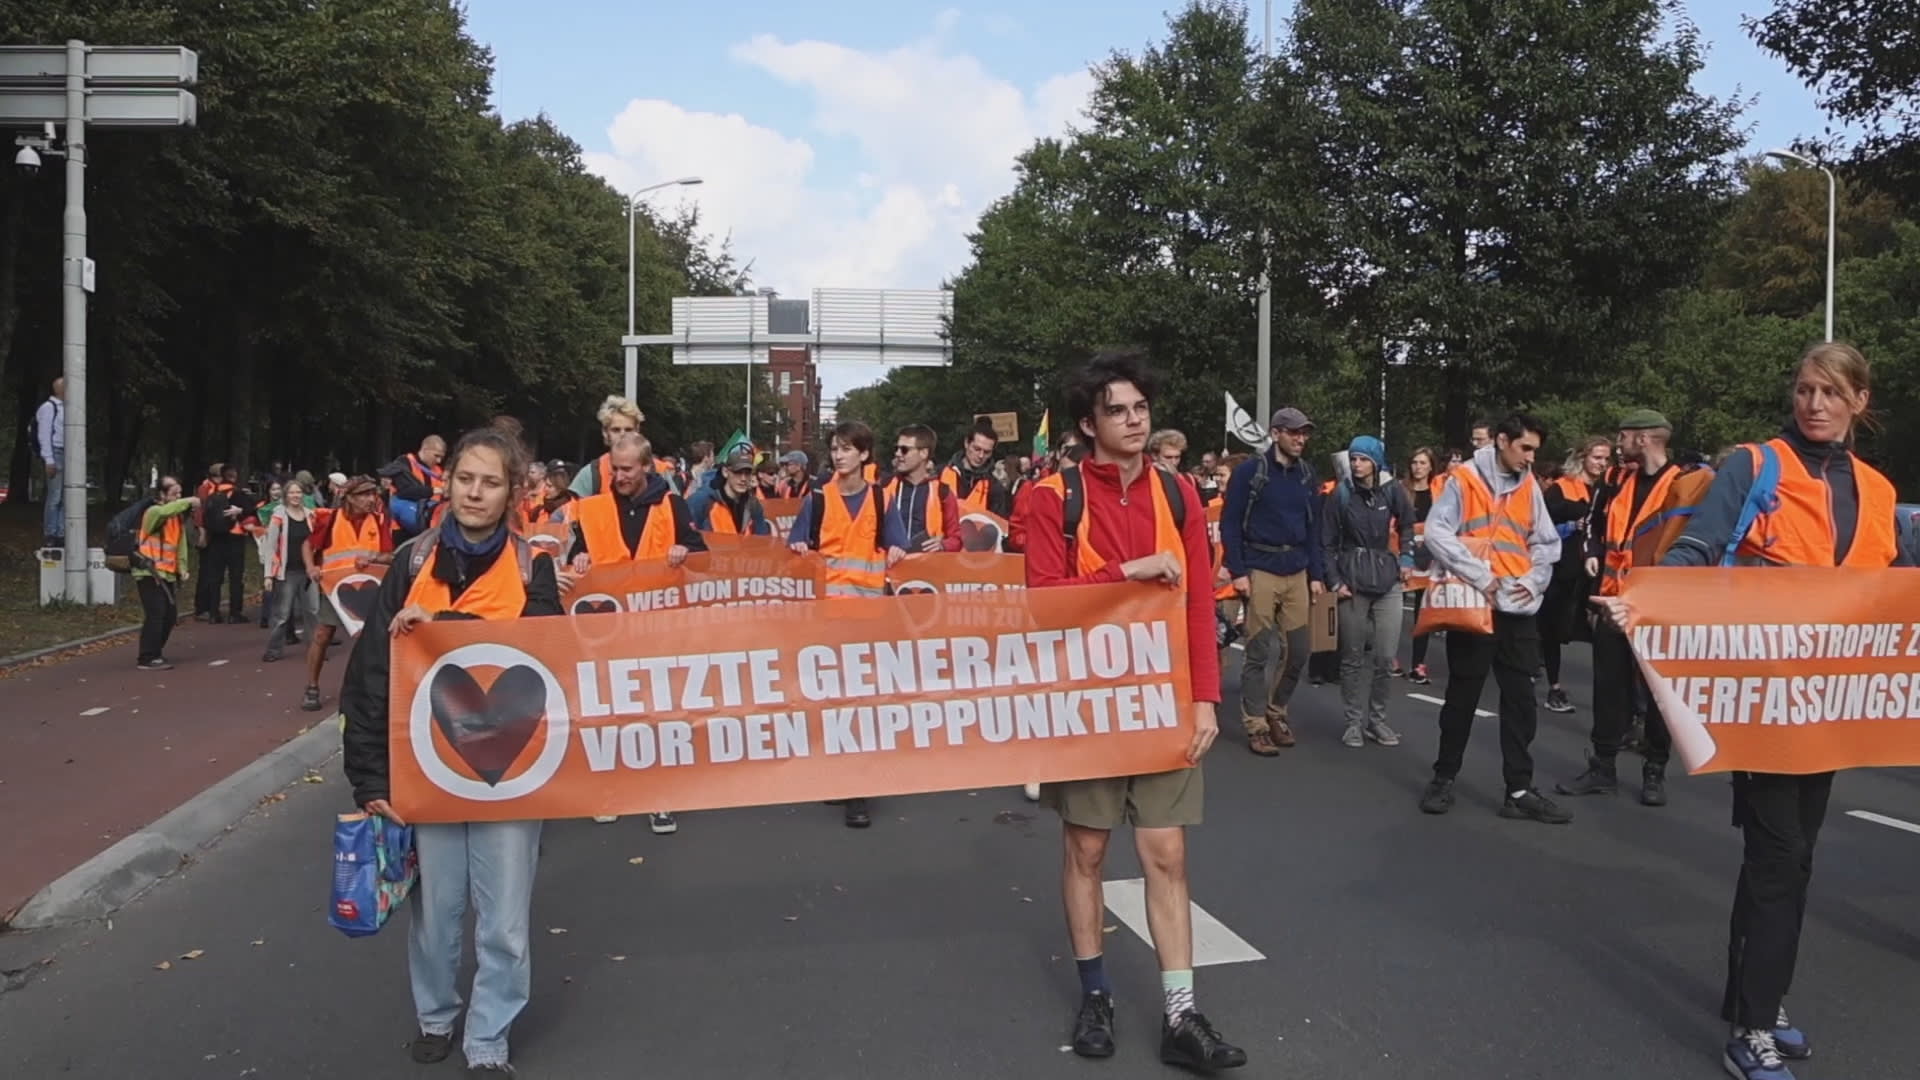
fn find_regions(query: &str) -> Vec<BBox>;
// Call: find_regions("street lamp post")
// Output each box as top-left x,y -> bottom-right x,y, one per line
1255,0 -> 1273,428
624,176 -> 703,401
1765,148 -> 1836,343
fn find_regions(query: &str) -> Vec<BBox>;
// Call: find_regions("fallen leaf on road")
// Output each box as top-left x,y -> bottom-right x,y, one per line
548,928 -> 568,935
154,961 -> 171,971
301,773 -> 324,784
181,949 -> 204,960
250,940 -> 265,947
609,955 -> 627,962
783,915 -> 799,922
1020,897 -> 1033,903
627,856 -> 644,865
1103,925 -> 1117,934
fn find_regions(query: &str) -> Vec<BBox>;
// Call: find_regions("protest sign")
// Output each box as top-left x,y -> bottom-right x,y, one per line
320,564 -> 385,637
762,497 -> 803,539
388,583 -> 1195,822
1624,567 -> 1920,774
887,551 -> 1025,594
564,545 -> 820,616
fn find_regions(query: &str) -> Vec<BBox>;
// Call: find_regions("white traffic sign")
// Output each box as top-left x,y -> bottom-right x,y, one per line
0,45 -> 197,86
0,86 -> 197,128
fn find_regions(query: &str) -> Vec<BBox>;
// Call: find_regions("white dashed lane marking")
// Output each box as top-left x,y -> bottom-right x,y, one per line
79,706 -> 109,716
1102,878 -> 1265,967
1847,810 -> 1920,836
1406,692 -> 1492,718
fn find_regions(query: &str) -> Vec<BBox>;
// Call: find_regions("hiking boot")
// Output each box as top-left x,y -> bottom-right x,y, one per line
1364,720 -> 1401,747
1555,755 -> 1619,796
1070,990 -> 1116,1058
1724,1027 -> 1795,1079
1246,730 -> 1280,757
1545,687 -> 1574,713
1341,724 -> 1365,748
1408,664 -> 1431,685
1419,778 -> 1456,815
1640,766 -> 1669,807
410,1031 -> 452,1064
1774,1005 -> 1811,1060
1160,1010 -> 1247,1072
1501,790 -> 1573,825
649,812 -> 678,835
1268,717 -> 1296,748
300,686 -> 322,712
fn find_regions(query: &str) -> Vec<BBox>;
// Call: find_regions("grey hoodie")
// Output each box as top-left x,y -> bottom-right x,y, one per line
1423,445 -> 1561,615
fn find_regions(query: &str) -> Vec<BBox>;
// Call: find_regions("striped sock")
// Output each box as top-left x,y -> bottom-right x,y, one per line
1162,969 -> 1195,1020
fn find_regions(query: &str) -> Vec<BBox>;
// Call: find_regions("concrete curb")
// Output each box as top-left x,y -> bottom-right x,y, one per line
8,717 -> 344,930
0,623 -> 142,672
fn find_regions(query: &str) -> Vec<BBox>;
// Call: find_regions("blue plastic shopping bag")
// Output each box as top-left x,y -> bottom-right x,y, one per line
329,811 -> 419,938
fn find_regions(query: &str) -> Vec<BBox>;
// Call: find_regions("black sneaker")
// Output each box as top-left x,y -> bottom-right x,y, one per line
1418,777 -> 1455,815
1554,755 -> 1618,796
262,649 -> 282,663
466,1066 -> 514,1078
1545,688 -> 1574,713
843,798 -> 871,828
1501,790 -> 1573,824
649,812 -> 678,835
1160,1009 -> 1247,1072
1071,990 -> 1116,1058
137,658 -> 174,671
1640,767 -> 1668,807
410,1031 -> 452,1064
301,686 -> 323,712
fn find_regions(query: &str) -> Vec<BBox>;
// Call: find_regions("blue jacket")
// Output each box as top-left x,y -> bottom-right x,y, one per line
1221,449 -> 1325,581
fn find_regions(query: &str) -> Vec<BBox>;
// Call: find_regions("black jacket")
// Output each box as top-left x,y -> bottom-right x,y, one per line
1319,479 -> 1415,595
340,533 -> 562,806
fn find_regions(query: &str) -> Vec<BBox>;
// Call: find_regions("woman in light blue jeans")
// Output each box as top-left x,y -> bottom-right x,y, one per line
1321,436 -> 1417,747
340,428 -> 563,1076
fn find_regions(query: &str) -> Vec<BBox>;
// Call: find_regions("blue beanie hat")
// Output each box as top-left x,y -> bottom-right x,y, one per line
1348,435 -> 1386,474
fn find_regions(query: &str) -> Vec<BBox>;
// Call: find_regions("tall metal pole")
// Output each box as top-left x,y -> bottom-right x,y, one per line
744,361 -> 753,448
61,39 -> 88,602
1821,165 -> 1836,342
624,200 -> 638,401
1254,1 -> 1273,429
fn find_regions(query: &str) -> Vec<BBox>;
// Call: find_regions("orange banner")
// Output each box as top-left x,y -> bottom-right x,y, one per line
320,564 -> 387,637
388,584 -> 1195,822
762,496 -> 803,539
1624,567 -> 1920,774
888,550 -> 1025,594
564,545 -> 820,616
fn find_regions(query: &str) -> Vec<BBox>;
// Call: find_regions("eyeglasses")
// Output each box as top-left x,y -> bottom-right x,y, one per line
893,445 -> 919,455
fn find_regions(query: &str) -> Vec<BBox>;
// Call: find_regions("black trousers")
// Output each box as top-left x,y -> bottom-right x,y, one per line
1722,771 -> 1834,1030
137,576 -> 178,663
1408,589 -> 1431,666
1433,611 -> 1540,793
193,542 -> 216,616
205,534 -> 247,616
1591,621 -> 1671,769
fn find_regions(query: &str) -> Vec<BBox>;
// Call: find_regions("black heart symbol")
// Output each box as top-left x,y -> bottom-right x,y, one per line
335,580 -> 379,622
572,598 -> 618,615
959,519 -> 1002,552
428,665 -> 547,786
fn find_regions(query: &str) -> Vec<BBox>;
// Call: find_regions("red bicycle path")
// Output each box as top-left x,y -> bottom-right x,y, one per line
0,618 -> 348,924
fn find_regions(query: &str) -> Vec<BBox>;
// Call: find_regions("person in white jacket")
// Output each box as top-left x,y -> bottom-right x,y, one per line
1416,413 -> 1571,825
261,480 -> 318,663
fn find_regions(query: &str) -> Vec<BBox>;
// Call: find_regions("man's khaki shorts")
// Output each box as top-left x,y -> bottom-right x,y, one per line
1041,765 -> 1204,829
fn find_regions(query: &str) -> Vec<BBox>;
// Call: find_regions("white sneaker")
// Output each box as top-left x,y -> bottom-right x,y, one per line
592,815 -> 619,824
649,812 -> 678,835
1023,782 -> 1041,801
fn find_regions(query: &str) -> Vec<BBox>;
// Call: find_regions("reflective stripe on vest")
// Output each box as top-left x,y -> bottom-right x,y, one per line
1599,467 -> 1682,596
886,477 -> 944,540
1451,465 -> 1536,578
140,515 -> 183,577
575,491 -> 677,563
404,538 -> 530,618
1734,437 -> 1898,567
321,510 -> 385,574
819,485 -> 887,597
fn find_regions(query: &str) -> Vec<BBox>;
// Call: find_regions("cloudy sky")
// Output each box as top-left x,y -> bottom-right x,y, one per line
462,1 -> 1832,402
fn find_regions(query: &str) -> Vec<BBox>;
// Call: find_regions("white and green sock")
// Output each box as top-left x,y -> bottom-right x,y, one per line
1162,969 -> 1195,1020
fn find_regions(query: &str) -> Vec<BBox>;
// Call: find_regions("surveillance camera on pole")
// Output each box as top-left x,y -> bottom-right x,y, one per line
13,143 -> 38,174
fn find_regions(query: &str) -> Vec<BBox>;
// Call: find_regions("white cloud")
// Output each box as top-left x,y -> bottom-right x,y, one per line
582,16 -> 1095,400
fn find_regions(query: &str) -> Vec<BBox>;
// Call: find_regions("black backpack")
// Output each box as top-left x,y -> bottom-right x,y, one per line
1058,464 -> 1188,563
103,498 -> 155,573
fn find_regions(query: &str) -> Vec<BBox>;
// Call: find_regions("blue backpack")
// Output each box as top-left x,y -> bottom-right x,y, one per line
1719,443 -> 1783,567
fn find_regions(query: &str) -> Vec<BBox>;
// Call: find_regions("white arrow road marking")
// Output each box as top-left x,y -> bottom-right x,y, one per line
1101,878 -> 1265,967
1407,692 -> 1492,718
1847,810 -> 1920,836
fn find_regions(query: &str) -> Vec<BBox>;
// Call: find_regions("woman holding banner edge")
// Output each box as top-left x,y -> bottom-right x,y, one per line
1594,342 -> 1907,1080
341,427 -> 563,1077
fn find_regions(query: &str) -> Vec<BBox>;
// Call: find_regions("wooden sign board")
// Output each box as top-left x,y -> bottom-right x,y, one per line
974,412 -> 1019,442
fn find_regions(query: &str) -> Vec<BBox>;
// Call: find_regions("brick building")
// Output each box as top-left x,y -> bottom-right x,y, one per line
766,298 -> 822,453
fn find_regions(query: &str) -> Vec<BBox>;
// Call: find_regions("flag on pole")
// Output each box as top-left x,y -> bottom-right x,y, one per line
719,429 -> 753,460
1033,409 -> 1051,457
1225,392 -> 1268,449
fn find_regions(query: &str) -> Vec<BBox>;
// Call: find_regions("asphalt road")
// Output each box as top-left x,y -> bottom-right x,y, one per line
2,638 -> 1917,1080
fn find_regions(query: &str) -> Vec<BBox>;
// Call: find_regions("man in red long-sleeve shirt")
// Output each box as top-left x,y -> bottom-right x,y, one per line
1024,349 -> 1244,1074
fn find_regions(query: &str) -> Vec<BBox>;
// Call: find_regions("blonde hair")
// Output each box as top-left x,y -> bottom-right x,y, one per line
1148,429 -> 1188,454
1563,435 -> 1613,476
1795,342 -> 1875,435
596,395 -> 644,429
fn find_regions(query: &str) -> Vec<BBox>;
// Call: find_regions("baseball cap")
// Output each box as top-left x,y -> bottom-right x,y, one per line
327,471 -> 348,488
780,450 -> 809,467
1270,407 -> 1314,432
1617,408 -> 1672,431
724,446 -> 756,470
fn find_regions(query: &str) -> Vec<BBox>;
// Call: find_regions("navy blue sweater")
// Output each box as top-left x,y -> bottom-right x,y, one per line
1221,449 -> 1325,581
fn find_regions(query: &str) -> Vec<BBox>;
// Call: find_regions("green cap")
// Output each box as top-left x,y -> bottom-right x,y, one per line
1617,408 -> 1671,431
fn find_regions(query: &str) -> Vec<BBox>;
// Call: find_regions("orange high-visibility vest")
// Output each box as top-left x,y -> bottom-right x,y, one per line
885,476 -> 947,540
1733,437 -> 1897,567
816,485 -> 887,597
139,513 -> 183,578
321,509 -> 386,575
1035,466 -> 1185,577
1597,465 -> 1714,595
940,465 -> 993,514
404,533 -> 531,618
574,491 -> 677,564
1450,465 -> 1538,578
1551,475 -> 1591,503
